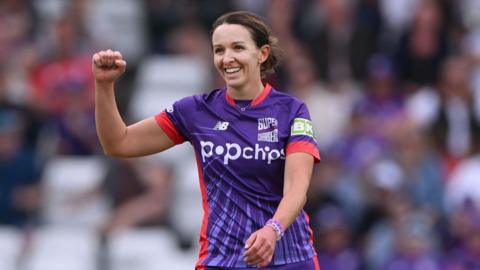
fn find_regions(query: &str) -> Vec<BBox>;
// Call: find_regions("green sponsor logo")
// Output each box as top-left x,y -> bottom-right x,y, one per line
291,118 -> 315,139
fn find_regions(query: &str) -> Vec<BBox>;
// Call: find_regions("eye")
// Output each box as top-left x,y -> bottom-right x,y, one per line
234,45 -> 244,51
214,47 -> 224,54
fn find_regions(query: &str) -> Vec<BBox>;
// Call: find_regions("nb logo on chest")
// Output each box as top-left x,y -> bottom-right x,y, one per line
213,121 -> 229,131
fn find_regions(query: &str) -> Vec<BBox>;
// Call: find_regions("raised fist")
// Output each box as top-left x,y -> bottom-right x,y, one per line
92,49 -> 127,84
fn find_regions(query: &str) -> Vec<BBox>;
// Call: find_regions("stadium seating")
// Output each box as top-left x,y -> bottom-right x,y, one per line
107,228 -> 181,270
22,227 -> 98,270
41,156 -> 109,228
0,227 -> 23,270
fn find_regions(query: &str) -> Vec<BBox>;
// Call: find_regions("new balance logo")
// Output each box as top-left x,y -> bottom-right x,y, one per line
214,121 -> 229,131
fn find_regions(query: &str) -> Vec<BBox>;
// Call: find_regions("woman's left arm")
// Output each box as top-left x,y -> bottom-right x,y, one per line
273,152 -> 314,229
243,152 -> 314,267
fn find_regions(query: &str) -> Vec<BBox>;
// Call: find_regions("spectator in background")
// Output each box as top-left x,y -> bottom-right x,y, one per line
464,31 -> 480,122
381,213 -> 441,270
315,204 -> 361,270
406,54 -> 479,177
358,159 -> 405,245
444,147 -> 480,215
324,95 -> 391,225
364,195 -> 413,270
293,0 -> 382,82
285,42 -> 357,151
461,0 -> 480,112
444,200 -> 480,270
357,54 -> 405,141
390,122 -> 444,216
69,157 -> 173,235
429,55 -> 480,169
101,157 -> 173,234
0,0 -> 39,104
0,0 -> 35,60
144,0 -> 234,54
30,15 -> 98,155
395,0 -> 448,92
293,0 -> 355,82
0,51 -> 43,229
327,100 -> 389,175
350,0 -> 384,80
0,65 -> 43,151
378,0 -> 418,50
0,110 -> 42,228
164,22 -> 211,61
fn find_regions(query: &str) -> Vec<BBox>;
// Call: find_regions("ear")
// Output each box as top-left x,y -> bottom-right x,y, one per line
258,44 -> 271,64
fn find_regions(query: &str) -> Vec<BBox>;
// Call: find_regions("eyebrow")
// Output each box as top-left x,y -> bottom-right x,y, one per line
212,41 -> 247,47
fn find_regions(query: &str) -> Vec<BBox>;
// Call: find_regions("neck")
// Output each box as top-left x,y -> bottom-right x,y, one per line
227,80 -> 264,100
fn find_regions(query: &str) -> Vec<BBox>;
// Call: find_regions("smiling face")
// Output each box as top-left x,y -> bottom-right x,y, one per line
212,24 -> 269,95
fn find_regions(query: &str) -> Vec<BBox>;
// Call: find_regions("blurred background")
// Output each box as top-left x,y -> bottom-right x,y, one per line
1,0 -> 480,269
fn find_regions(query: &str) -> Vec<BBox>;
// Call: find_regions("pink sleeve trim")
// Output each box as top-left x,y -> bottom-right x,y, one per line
154,112 -> 186,144
286,141 -> 321,163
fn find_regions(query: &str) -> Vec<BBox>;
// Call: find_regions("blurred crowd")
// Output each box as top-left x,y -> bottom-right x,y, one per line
1,0 -> 480,269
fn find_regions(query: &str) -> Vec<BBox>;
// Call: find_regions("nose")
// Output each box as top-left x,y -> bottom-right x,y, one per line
222,49 -> 235,65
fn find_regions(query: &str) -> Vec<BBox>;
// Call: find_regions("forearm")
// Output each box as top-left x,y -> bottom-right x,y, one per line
272,183 -> 308,231
95,81 -> 128,155
271,153 -> 313,232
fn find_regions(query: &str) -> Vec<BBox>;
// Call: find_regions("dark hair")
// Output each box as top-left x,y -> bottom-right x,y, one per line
212,11 -> 280,78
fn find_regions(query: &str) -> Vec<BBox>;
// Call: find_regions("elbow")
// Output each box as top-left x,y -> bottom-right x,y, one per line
102,144 -> 139,158
102,148 -> 117,157
101,145 -> 124,158
99,136 -> 131,157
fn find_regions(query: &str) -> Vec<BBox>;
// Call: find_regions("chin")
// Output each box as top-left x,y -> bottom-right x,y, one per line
225,78 -> 245,89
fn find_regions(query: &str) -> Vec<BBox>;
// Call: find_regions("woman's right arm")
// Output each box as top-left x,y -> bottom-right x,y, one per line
93,50 -> 175,157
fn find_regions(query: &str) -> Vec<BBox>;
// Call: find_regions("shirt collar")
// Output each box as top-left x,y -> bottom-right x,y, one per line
225,83 -> 272,107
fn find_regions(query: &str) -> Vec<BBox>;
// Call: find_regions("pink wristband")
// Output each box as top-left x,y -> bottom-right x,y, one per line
265,219 -> 284,241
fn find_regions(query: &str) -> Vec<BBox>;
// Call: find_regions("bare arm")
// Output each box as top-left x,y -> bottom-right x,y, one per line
93,50 -> 175,157
244,152 -> 314,267
273,152 -> 314,229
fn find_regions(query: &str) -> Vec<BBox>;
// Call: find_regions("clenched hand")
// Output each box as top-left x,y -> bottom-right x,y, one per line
92,49 -> 127,84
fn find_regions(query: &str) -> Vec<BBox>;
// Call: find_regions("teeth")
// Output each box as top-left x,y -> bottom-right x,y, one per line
225,67 -> 241,74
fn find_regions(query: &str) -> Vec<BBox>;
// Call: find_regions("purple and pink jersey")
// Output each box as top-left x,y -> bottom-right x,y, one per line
155,84 -> 320,269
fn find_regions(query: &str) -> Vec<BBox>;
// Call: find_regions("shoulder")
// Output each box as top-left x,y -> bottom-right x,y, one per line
198,88 -> 225,103
173,88 -> 224,108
